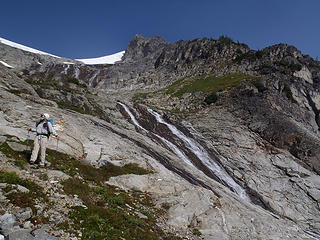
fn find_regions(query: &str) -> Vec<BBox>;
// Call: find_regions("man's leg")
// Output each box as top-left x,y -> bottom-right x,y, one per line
30,137 -> 40,163
39,137 -> 48,167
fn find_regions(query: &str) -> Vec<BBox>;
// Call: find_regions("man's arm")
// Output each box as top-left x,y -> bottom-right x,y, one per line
48,122 -> 58,137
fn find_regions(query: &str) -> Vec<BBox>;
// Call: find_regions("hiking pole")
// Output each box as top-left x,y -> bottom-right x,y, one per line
56,136 -> 59,154
26,129 -> 30,151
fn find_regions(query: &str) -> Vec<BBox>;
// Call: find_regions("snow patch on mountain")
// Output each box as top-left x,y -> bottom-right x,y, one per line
0,37 -> 60,58
76,51 -> 125,65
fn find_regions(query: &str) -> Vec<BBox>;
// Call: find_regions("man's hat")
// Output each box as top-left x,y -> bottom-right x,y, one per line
42,113 -> 50,120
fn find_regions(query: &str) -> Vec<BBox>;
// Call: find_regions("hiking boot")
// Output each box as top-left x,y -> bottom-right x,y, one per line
44,161 -> 51,167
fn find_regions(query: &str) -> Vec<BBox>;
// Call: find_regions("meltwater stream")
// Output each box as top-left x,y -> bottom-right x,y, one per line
119,102 -> 249,201
118,102 -> 193,166
147,109 -> 250,201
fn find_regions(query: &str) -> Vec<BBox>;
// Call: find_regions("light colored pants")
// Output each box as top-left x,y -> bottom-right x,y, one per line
30,136 -> 48,166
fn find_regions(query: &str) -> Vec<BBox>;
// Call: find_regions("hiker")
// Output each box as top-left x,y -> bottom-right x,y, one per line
28,113 -> 60,167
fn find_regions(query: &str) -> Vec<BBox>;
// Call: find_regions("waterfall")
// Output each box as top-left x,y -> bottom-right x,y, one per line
61,64 -> 70,74
118,102 -> 193,166
118,102 -> 250,200
74,67 -> 80,79
118,102 -> 146,131
89,70 -> 100,87
147,108 -> 250,201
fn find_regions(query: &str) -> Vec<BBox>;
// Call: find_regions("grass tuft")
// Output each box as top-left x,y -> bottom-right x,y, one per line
0,171 -> 47,213
61,177 -> 178,239
193,228 -> 202,236
164,73 -> 255,98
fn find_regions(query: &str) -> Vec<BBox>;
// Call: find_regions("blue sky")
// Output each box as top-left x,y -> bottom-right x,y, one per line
1,0 -> 319,59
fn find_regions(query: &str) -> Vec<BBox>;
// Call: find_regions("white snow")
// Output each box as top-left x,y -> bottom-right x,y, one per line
0,60 -> 14,68
76,51 -> 125,65
0,37 -> 60,58
0,36 -> 125,65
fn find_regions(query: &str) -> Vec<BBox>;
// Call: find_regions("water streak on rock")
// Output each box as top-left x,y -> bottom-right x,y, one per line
89,70 -> 100,87
90,117 -> 218,196
118,102 -> 193,166
74,66 -> 80,79
147,108 -> 250,201
61,64 -> 70,75
305,230 -> 320,240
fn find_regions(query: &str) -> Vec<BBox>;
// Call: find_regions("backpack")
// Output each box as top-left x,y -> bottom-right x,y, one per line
36,119 -> 54,137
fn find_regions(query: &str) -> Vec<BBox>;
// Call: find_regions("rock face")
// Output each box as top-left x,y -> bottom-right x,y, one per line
1,34 -> 320,239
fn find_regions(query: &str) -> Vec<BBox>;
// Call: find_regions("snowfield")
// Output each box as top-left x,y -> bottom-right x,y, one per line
0,36 -> 125,65
0,37 -> 60,58
76,51 -> 125,65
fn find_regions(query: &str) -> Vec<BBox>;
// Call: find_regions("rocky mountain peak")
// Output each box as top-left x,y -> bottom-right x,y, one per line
122,34 -> 168,62
262,43 -> 303,60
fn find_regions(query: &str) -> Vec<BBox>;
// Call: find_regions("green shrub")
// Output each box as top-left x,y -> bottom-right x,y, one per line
0,171 -> 47,212
234,52 -> 255,63
255,50 -> 264,59
289,62 -> 302,71
108,194 -> 125,206
67,78 -> 87,89
204,92 -> 218,104
15,160 -> 27,168
61,178 -> 178,240
283,84 -> 297,103
126,215 -> 144,227
0,172 -> 20,184
193,229 -> 202,236
236,49 -> 243,55
276,59 -> 290,67
217,35 -> 234,45
67,77 -> 80,85
0,142 -> 29,165
140,210 -> 154,219
251,79 -> 268,92
276,60 -> 302,72
258,64 -> 275,75
234,50 -> 263,63
161,202 -> 171,210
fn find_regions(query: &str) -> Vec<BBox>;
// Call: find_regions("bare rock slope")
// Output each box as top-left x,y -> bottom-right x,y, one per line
0,35 -> 320,239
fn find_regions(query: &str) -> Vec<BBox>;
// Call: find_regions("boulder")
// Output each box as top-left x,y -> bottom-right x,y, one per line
0,213 -> 18,236
23,221 -> 33,230
0,136 -> 7,144
16,208 -> 32,221
7,229 -> 34,240
7,141 -> 26,152
47,170 -> 70,181
15,185 -> 30,193
294,66 -> 313,84
32,226 -> 58,240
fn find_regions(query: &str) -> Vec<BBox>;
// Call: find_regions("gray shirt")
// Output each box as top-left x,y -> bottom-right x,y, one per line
31,120 -> 57,137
